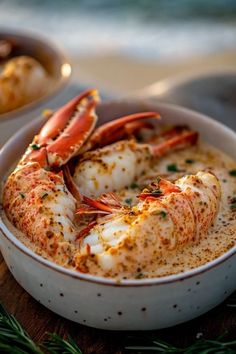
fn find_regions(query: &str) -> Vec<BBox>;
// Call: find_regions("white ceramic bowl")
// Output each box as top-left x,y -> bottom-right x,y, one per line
0,99 -> 235,330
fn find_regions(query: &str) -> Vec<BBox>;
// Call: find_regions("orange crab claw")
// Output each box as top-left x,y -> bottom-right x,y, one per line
150,129 -> 198,157
82,111 -> 161,152
24,89 -> 99,168
25,146 -> 48,168
37,89 -> 98,145
45,90 -> 99,167
124,121 -> 154,136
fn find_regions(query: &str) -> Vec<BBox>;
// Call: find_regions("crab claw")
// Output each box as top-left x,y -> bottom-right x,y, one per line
25,89 -> 99,168
82,111 -> 161,152
150,128 -> 198,157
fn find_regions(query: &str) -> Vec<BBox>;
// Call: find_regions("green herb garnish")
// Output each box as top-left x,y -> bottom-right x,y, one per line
0,295 -> 235,354
30,144 -> 40,151
0,303 -> 43,353
135,273 -> 144,279
43,334 -> 83,354
185,159 -> 195,164
19,192 -> 25,199
125,198 -> 133,206
151,189 -> 162,196
229,169 -> 236,177
41,193 -> 48,199
159,210 -> 167,218
167,163 -> 179,172
230,203 -> 236,210
130,182 -> 139,189
0,303 -> 83,353
125,334 -> 236,353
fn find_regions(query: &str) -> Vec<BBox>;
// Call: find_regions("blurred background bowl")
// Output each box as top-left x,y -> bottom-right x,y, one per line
0,28 -> 72,122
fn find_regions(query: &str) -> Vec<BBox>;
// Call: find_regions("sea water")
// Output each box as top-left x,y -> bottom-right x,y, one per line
1,0 -> 236,62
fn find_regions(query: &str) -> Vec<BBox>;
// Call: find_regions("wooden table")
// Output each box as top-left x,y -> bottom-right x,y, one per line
0,252 -> 235,354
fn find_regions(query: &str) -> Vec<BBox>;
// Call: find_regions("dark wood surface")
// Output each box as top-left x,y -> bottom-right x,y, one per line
0,251 -> 235,354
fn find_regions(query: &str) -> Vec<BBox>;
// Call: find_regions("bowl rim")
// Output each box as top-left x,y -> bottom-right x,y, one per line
0,27 -> 72,122
1,100 -> 236,287
137,67 -> 236,98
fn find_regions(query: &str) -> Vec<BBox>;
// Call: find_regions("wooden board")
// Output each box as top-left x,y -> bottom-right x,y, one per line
0,251 -> 235,354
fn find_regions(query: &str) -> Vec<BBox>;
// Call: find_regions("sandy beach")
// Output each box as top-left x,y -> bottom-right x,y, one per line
72,50 -> 236,95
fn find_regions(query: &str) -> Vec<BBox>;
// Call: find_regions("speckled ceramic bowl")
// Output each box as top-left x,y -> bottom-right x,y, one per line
0,99 -> 235,330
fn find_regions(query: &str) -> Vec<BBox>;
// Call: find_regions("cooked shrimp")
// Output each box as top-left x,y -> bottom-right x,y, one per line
3,90 -> 100,262
73,125 -> 198,197
75,172 -> 221,277
3,90 -> 159,263
3,89 -> 220,277
0,55 -> 49,114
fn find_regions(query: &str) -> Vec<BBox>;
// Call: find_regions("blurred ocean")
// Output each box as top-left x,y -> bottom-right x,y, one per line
1,0 -> 236,61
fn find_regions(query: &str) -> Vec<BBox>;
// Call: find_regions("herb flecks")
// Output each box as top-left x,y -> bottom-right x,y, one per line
167,163 -> 180,172
229,169 -> 236,177
41,193 -> 48,199
159,210 -> 167,218
230,203 -> 236,210
130,182 -> 139,189
185,159 -> 195,164
30,143 -> 41,151
19,192 -> 25,199
150,188 -> 162,196
125,198 -> 133,206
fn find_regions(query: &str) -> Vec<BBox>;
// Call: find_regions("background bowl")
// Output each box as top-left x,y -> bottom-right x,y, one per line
0,28 -> 71,121
0,99 -> 235,330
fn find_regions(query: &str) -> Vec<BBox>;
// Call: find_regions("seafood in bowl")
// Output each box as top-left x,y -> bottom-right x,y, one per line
0,95 -> 236,330
2,89 -> 235,280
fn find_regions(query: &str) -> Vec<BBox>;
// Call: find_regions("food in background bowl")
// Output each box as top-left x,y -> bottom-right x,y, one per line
0,30 -> 71,119
2,89 -> 236,280
0,55 -> 50,114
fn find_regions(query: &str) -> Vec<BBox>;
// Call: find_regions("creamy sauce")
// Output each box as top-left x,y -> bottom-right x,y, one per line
2,141 -> 236,279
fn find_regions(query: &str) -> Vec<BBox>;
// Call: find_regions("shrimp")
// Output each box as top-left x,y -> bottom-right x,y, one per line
72,124 -> 198,197
0,56 -> 49,114
75,172 -> 221,277
2,89 -> 159,264
3,89 -> 221,277
3,90 -> 100,263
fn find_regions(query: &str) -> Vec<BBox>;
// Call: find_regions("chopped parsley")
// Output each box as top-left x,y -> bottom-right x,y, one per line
130,182 -> 139,189
185,159 -> 195,164
135,273 -> 144,279
167,163 -> 179,172
150,188 -> 162,196
41,193 -> 48,199
30,143 -> 40,150
19,192 -> 25,199
230,203 -> 236,210
125,198 -> 133,206
229,169 -> 236,177
159,210 -> 167,218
